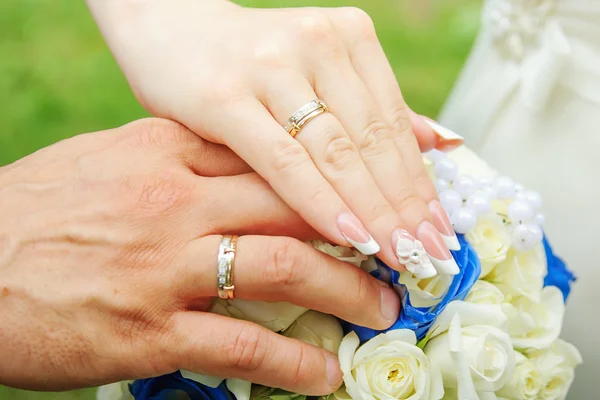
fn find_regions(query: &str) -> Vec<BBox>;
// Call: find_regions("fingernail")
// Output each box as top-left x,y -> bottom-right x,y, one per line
326,356 -> 343,388
429,200 -> 461,251
337,212 -> 380,255
416,221 -> 459,275
380,284 -> 400,323
423,119 -> 464,152
392,229 -> 437,279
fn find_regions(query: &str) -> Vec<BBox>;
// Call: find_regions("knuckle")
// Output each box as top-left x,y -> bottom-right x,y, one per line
251,44 -> 291,70
338,7 -> 376,40
323,132 -> 359,173
270,139 -> 311,173
386,104 -> 412,134
358,119 -> 394,159
227,326 -> 269,371
265,237 -> 308,289
133,171 -> 192,215
396,193 -> 429,222
294,11 -> 343,58
295,11 -> 334,40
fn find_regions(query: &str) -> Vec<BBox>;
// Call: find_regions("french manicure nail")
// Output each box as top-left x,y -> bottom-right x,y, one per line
429,200 -> 461,251
337,212 -> 380,255
416,221 -> 460,275
380,285 -> 400,323
326,356 -> 343,387
392,229 -> 437,279
424,119 -> 464,151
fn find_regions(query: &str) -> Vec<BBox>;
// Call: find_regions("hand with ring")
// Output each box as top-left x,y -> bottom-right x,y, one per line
0,119 -> 400,395
86,0 -> 464,276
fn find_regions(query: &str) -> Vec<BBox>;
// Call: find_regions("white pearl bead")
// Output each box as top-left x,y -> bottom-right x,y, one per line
533,213 -> 546,226
514,191 -> 528,203
453,175 -> 477,199
507,200 -> 534,223
439,190 -> 463,213
450,207 -> 478,234
511,223 -> 543,251
527,224 -> 544,244
426,149 -> 446,163
434,158 -> 458,181
511,224 -> 533,251
436,178 -> 450,193
476,177 -> 494,188
515,183 -> 525,193
494,176 -> 516,200
466,192 -> 492,215
481,185 -> 498,198
525,190 -> 543,210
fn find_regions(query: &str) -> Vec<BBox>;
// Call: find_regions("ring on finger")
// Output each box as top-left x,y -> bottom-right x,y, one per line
217,235 -> 238,299
284,99 -> 329,138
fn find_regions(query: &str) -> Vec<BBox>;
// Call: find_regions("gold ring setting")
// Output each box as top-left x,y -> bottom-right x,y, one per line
217,235 -> 238,299
284,99 -> 328,138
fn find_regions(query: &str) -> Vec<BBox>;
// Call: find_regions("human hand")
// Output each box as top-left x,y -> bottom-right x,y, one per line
87,0 -> 463,276
0,119 -> 400,394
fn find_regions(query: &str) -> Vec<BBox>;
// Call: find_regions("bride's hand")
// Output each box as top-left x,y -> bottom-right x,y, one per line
0,119 -> 400,394
87,0 -> 463,273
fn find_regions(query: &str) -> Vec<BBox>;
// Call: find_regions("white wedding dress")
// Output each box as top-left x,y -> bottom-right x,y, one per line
439,0 -> 600,398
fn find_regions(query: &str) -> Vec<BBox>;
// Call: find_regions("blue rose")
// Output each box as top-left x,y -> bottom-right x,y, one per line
345,234 -> 480,342
130,371 -> 233,400
543,235 -> 576,301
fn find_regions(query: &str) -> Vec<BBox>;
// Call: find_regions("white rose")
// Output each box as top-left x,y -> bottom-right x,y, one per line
484,244 -> 546,301
210,298 -> 307,332
309,240 -> 368,268
96,381 -> 134,400
282,310 -> 343,354
424,303 -> 515,393
465,280 -> 505,305
496,351 -> 542,400
338,330 -> 444,400
503,286 -> 564,350
526,339 -> 582,400
465,214 -> 512,278
395,273 -> 454,308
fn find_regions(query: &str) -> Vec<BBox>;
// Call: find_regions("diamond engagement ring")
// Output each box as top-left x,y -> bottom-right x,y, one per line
284,99 -> 329,138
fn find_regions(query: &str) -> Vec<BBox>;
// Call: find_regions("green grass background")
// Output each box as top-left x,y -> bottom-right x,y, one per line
0,0 -> 480,398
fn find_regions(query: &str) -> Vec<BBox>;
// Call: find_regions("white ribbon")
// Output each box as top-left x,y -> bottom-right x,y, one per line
520,20 -> 571,111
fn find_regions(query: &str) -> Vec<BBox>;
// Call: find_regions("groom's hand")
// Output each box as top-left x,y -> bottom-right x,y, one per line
0,119 -> 399,395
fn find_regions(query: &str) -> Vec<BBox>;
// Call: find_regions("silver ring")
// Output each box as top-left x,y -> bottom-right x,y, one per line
284,99 -> 328,138
217,235 -> 238,299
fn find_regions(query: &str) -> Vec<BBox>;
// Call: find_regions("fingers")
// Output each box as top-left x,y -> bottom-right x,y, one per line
121,118 -> 254,177
169,312 -> 342,395
321,9 -> 440,201
189,172 -> 320,240
322,8 -> 462,256
172,235 -> 399,330
210,98 -> 379,254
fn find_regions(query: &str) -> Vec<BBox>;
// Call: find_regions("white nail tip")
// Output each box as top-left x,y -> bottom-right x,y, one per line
411,263 -> 438,279
442,234 -> 461,251
424,120 -> 464,141
430,256 -> 460,275
343,234 -> 380,256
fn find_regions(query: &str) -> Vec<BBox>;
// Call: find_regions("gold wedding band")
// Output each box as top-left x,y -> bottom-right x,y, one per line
217,235 -> 238,299
284,99 -> 329,138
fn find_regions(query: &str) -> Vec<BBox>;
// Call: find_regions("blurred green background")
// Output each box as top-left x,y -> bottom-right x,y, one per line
0,0 -> 480,398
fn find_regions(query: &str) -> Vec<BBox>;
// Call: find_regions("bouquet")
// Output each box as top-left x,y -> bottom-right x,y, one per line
98,147 -> 581,400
